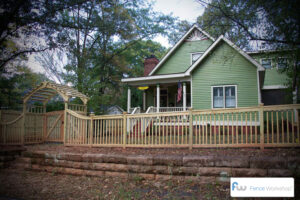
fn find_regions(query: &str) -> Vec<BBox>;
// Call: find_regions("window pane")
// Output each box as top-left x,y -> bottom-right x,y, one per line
261,59 -> 271,69
225,86 -> 236,108
213,87 -> 223,108
278,58 -> 287,69
192,53 -> 203,64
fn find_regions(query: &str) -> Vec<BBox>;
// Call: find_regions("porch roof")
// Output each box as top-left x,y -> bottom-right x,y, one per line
121,73 -> 190,86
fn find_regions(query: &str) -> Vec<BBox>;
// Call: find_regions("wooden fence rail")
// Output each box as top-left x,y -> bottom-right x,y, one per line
1,104 -> 300,148
64,104 -> 300,149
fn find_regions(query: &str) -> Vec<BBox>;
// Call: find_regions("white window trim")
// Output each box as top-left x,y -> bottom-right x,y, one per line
190,52 -> 204,65
277,57 -> 288,70
211,85 -> 237,109
260,58 -> 272,69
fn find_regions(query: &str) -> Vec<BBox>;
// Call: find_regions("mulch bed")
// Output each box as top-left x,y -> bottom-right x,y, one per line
0,168 -> 230,200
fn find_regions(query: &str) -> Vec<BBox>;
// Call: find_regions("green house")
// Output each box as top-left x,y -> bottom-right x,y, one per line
121,25 -> 294,113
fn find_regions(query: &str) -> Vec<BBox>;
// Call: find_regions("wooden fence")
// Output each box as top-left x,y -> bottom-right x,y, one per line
64,104 -> 300,149
0,110 -> 24,145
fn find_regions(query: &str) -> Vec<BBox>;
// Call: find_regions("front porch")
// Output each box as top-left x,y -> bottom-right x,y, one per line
125,80 -> 191,114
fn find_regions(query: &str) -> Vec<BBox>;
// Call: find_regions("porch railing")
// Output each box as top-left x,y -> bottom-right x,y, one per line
63,104 -> 300,149
146,107 -> 191,113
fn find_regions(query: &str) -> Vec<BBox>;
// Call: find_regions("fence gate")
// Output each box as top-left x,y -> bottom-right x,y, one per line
44,111 -> 64,142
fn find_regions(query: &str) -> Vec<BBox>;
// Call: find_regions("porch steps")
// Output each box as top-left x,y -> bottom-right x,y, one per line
8,150 -> 300,181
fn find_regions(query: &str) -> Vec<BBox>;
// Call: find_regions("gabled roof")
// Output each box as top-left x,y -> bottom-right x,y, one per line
185,35 -> 265,75
148,24 -> 215,76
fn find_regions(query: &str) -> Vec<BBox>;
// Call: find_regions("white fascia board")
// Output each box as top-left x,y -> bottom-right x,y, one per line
185,36 -> 223,75
222,37 -> 265,71
121,73 -> 189,83
185,36 -> 265,75
149,25 -> 215,76
262,85 -> 288,90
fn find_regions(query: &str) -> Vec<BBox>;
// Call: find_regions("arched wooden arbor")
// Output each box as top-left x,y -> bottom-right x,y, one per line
22,81 -> 89,144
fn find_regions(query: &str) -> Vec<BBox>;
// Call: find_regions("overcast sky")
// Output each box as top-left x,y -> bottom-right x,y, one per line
29,0 -> 205,74
152,0 -> 205,47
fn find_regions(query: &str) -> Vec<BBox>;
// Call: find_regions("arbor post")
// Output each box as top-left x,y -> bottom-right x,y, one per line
63,102 -> 68,146
21,103 -> 26,145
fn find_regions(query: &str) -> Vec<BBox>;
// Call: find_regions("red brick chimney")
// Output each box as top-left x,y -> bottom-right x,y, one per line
144,55 -> 159,76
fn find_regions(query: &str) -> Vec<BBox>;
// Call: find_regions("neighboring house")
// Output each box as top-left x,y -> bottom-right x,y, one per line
107,105 -> 124,115
121,25 -> 295,113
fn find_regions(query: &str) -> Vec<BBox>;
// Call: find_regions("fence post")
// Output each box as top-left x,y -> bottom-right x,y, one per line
3,124 -> 6,144
43,104 -> 47,142
123,112 -> 127,149
21,104 -> 26,145
259,103 -> 264,150
63,102 -> 68,146
89,113 -> 95,147
189,108 -> 193,150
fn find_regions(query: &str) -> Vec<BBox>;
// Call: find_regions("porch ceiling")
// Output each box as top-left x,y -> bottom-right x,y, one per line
121,73 -> 191,86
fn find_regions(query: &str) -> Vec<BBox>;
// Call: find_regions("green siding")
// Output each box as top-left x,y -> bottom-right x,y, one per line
154,40 -> 213,75
250,52 -> 291,86
192,42 -> 259,110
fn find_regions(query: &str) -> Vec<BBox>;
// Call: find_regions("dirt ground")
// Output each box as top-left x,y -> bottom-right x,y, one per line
1,144 -> 299,199
0,168 -> 230,200
25,143 -> 300,157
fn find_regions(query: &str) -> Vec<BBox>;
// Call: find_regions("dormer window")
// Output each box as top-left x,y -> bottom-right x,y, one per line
191,52 -> 203,65
277,58 -> 287,69
261,58 -> 272,69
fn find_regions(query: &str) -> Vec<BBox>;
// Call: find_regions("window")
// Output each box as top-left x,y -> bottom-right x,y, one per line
191,52 -> 203,64
277,58 -> 287,69
213,87 -> 223,108
261,58 -> 272,69
212,86 -> 236,108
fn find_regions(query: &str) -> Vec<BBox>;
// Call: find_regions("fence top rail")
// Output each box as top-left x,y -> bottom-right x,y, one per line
192,104 -> 300,114
0,110 -> 22,114
68,103 -> 86,107
0,113 -> 24,125
92,114 -> 124,120
263,104 -> 300,111
66,109 -> 90,120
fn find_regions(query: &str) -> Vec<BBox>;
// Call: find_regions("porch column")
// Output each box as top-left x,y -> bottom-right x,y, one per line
127,87 -> 131,113
183,82 -> 186,111
156,84 -> 160,113
143,91 -> 146,111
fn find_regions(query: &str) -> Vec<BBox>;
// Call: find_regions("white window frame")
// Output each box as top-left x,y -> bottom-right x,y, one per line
277,57 -> 288,69
211,85 -> 237,109
260,58 -> 272,69
191,52 -> 204,65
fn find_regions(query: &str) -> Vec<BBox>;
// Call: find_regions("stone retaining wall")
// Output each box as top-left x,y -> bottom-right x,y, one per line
16,151 -> 300,182
0,147 -> 25,168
